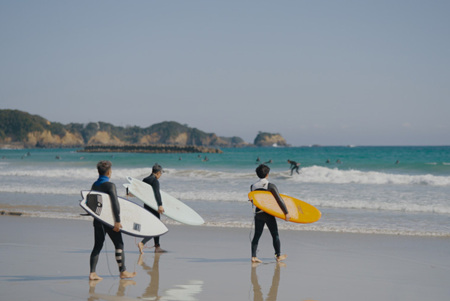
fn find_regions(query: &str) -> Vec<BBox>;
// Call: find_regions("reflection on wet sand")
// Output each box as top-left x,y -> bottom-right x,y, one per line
87,253 -> 203,300
251,262 -> 284,301
139,253 -> 161,300
88,279 -> 136,301
139,253 -> 203,301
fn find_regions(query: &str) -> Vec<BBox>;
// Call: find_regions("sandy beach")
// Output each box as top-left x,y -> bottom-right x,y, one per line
1,215 -> 449,301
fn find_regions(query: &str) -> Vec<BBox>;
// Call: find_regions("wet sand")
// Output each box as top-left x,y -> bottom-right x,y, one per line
1,215 -> 449,301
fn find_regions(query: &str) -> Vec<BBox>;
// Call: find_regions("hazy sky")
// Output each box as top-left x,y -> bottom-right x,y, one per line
1,1 -> 449,146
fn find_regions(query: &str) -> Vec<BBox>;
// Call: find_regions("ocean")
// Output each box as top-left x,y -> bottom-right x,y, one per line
1,146 -> 449,237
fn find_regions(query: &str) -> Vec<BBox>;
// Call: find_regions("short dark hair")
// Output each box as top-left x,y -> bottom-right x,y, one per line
97,160 -> 112,176
256,164 -> 270,179
152,163 -> 163,174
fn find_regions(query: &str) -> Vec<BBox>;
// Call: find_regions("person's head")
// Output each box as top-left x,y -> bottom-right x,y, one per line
256,164 -> 270,179
152,163 -> 163,179
97,160 -> 112,177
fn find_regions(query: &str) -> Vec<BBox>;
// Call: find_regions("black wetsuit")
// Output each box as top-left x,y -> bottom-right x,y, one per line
90,177 -> 126,273
289,161 -> 300,175
251,178 -> 289,258
141,174 -> 163,247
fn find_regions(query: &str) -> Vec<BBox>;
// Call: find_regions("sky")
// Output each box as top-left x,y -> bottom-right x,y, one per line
1,1 -> 449,146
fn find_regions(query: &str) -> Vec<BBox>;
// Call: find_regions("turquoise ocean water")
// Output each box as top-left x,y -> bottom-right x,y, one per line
1,146 -> 449,236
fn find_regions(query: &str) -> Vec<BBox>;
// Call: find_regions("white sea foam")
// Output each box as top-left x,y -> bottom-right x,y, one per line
288,166 -> 450,186
0,185 -> 82,195
3,165 -> 450,187
1,165 -> 450,210
2,208 -> 448,237
0,167 -> 151,180
1,164 -> 450,217
314,198 -> 450,214
168,190 -> 248,203
164,166 -> 450,187
2,146 -> 449,237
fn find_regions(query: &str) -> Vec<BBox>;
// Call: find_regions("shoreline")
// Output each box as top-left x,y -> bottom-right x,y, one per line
1,215 -> 450,300
1,206 -> 450,238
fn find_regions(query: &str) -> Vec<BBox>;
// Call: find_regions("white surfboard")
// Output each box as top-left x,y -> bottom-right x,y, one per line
126,176 -> 205,226
80,190 -> 168,237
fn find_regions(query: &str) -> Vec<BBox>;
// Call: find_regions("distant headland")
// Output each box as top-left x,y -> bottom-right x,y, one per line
0,109 -> 288,152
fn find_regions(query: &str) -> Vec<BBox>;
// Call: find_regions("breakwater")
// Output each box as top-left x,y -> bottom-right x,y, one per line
78,144 -> 223,154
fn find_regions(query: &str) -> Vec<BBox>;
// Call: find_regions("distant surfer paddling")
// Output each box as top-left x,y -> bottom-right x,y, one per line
89,160 -> 136,280
138,163 -> 167,253
250,164 -> 290,263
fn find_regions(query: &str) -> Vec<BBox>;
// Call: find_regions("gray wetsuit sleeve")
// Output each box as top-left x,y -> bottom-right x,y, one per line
268,183 -> 289,215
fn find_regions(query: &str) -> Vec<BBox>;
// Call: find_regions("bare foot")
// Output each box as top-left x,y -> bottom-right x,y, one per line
251,257 -> 262,263
154,246 -> 167,253
138,242 -> 144,254
276,254 -> 287,262
89,272 -> 103,281
120,270 -> 137,279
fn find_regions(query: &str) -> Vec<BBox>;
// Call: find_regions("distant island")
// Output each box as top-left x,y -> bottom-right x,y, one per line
0,109 -> 288,152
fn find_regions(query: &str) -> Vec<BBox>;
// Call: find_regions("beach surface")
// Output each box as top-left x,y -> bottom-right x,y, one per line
1,215 -> 449,301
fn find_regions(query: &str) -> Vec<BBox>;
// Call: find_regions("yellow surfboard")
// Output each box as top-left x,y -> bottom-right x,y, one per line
248,190 -> 321,224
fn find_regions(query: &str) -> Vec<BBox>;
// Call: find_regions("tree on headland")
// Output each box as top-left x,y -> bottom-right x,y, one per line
0,109 -> 252,148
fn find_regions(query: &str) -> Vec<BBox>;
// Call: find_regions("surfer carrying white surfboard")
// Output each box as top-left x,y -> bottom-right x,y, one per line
89,160 -> 136,280
138,163 -> 167,254
250,164 -> 290,263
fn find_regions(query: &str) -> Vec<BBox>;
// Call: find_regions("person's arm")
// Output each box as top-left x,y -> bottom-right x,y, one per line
106,182 -> 122,231
152,179 -> 164,214
144,176 -> 164,213
152,180 -> 162,206
268,183 -> 290,221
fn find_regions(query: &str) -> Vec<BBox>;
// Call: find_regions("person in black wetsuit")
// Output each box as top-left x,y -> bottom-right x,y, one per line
287,159 -> 300,175
138,163 -> 166,253
89,160 -> 136,280
250,164 -> 290,263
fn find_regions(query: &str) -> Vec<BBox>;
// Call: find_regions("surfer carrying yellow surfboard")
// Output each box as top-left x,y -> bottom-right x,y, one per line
250,164 -> 290,263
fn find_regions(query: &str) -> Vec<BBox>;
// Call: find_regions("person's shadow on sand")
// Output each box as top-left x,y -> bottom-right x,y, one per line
251,262 -> 285,301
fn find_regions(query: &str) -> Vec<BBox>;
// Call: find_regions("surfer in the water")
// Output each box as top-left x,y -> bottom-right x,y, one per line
89,160 -> 136,280
250,164 -> 290,263
138,163 -> 166,254
287,159 -> 300,175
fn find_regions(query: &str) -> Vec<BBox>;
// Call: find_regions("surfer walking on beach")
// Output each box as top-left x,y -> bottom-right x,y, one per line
287,159 -> 300,175
138,163 -> 166,253
89,160 -> 136,280
250,164 -> 290,263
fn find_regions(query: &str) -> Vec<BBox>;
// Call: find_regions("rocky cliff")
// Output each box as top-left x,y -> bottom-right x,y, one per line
0,110 -> 252,149
253,132 -> 288,147
0,110 -> 288,149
